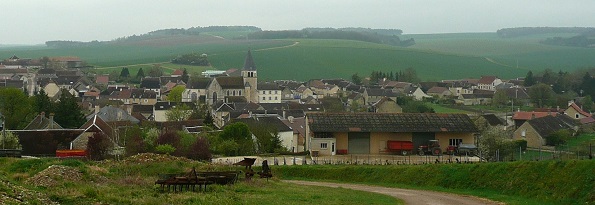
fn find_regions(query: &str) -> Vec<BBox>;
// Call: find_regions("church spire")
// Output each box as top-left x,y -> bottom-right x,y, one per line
243,50 -> 256,71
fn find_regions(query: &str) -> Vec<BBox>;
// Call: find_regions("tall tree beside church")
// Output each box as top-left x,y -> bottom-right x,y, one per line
524,71 -> 536,86
54,90 -> 85,128
32,89 -> 53,117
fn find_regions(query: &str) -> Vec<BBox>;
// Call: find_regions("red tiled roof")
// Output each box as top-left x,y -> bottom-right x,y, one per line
569,102 -> 592,118
580,117 -> 595,124
478,76 -> 497,84
512,111 -> 558,120
171,69 -> 183,76
96,75 -> 109,84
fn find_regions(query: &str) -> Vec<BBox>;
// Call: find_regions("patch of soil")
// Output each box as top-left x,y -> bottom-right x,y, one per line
0,179 -> 58,205
25,165 -> 83,187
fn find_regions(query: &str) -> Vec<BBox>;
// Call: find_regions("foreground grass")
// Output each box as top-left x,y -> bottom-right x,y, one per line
274,160 -> 595,205
0,157 -> 401,205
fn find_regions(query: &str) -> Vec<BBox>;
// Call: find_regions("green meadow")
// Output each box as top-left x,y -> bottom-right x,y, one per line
2,32 -> 595,81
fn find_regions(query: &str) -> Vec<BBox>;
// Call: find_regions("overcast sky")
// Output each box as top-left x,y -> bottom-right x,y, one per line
2,0 -> 593,44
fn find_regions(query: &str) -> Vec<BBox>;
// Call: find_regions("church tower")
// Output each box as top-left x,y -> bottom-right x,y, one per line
241,50 -> 258,103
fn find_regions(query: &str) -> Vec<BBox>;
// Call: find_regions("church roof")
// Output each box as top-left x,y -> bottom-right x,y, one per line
243,50 -> 256,71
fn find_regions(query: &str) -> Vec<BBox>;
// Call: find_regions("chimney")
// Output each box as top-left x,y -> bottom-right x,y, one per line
49,113 -> 55,129
531,112 -> 536,119
556,106 -> 560,112
94,105 -> 100,114
282,110 -> 286,119
517,108 -> 520,112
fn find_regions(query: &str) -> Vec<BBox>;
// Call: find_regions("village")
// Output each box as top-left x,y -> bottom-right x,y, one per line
0,51 -> 593,162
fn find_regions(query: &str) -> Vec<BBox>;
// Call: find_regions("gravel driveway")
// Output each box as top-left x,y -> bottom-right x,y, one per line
284,180 -> 503,205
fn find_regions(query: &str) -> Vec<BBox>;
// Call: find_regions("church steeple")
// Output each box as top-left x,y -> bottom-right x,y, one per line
243,50 -> 256,71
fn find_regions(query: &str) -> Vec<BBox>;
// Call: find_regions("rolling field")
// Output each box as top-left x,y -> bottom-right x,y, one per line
2,32 -> 595,81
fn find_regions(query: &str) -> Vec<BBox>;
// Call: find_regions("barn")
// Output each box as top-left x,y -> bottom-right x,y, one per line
306,113 -> 479,156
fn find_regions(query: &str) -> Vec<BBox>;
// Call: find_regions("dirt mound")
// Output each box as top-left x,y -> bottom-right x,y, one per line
0,179 -> 58,205
123,153 -> 194,164
26,165 -> 83,187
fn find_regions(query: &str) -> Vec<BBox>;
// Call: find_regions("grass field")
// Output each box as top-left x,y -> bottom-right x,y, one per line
2,32 -> 595,81
275,160 -> 595,205
0,156 -> 402,205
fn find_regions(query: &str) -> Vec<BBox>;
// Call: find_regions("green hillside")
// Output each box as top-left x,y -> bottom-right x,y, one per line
2,32 -> 595,81
405,33 -> 595,73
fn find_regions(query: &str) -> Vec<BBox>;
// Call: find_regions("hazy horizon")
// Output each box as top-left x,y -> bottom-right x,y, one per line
2,0 -> 594,45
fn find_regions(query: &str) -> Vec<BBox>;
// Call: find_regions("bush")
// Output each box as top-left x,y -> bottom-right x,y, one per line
546,129 -> 571,146
187,137 -> 211,161
156,131 -> 182,156
155,144 -> 176,155
86,133 -> 112,161
514,140 -> 528,151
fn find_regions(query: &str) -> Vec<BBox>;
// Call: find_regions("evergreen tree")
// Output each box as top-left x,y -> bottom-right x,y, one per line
181,68 -> 189,83
32,89 -> 53,117
524,71 -> 536,86
120,67 -> 130,78
136,68 -> 145,79
54,90 -> 85,128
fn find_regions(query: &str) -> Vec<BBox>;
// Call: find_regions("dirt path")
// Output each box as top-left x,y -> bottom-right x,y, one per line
284,180 -> 503,205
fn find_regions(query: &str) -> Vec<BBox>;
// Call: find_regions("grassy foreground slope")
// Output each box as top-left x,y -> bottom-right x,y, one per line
274,160 -> 595,205
0,155 -> 401,205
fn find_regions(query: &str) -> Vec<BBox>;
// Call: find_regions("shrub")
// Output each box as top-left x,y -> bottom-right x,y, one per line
514,140 -> 528,151
156,131 -> 183,156
187,137 -> 211,161
86,133 -> 112,161
155,144 -> 176,155
546,129 -> 571,146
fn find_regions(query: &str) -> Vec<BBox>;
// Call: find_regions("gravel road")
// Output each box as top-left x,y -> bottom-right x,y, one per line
284,180 -> 503,205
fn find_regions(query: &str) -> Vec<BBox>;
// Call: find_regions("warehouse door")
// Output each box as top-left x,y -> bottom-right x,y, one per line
348,132 -> 370,154
412,132 -> 435,154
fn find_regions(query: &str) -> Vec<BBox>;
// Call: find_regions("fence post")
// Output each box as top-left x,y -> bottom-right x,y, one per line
519,146 -> 522,161
590,143 -> 592,160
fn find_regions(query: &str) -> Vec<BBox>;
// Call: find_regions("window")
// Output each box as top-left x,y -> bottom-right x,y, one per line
274,90 -> 278,94
449,139 -> 463,146
262,97 -> 266,100
262,91 -> 266,94
274,97 -> 278,100
239,90 -> 242,95
269,91 -> 271,94
320,143 -> 328,149
227,91 -> 230,96
269,97 -> 271,100
575,114 -> 580,119
233,90 -> 236,96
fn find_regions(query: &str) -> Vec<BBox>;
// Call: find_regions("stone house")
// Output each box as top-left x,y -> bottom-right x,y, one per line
512,115 -> 578,149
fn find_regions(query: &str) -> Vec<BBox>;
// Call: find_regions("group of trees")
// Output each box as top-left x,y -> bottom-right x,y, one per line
109,64 -> 172,84
352,68 -> 421,85
207,122 -> 284,156
496,27 -> 595,38
119,125 -> 211,161
117,121 -> 283,161
523,69 -> 595,111
0,88 -> 85,129
171,53 -> 210,66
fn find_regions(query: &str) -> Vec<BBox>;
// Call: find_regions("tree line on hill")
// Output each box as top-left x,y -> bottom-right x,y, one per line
245,28 -> 415,47
45,26 -> 260,48
496,27 -> 595,38
496,27 -> 595,48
